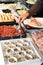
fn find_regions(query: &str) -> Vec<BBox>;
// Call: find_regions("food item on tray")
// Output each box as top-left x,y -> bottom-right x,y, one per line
0,13 -> 15,22
8,5 -> 16,10
24,39 -> 29,42
27,46 -> 34,50
26,51 -> 32,54
16,42 -> 22,47
0,25 -> 24,37
32,55 -> 39,59
7,48 -> 13,53
31,30 -> 43,55
6,3 -> 24,10
14,48 -> 19,52
1,38 -> 39,64
26,50 -> 33,54
13,53 -> 18,58
24,18 -> 43,28
25,55 -> 32,60
23,42 -> 29,46
0,4 -> 8,10
5,42 -> 11,45
4,55 -> 10,60
30,18 -> 43,26
11,42 -> 16,45
14,3 -> 23,9
14,47 -> 20,52
0,3 -> 16,10
18,57 -> 25,62
2,45 -> 7,51
26,0 -> 37,4
17,9 -> 27,15
9,57 -> 17,63
19,51 -> 26,56
21,47 -> 27,51
0,3 -> 21,10
17,39 -> 24,43
9,45 -> 15,49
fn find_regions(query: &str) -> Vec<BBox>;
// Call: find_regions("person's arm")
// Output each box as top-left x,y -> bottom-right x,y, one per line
17,0 -> 43,23
28,0 -> 43,16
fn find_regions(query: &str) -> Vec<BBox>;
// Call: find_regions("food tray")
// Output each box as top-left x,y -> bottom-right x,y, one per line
0,12 -> 18,25
0,25 -> 26,40
29,30 -> 43,63
0,38 -> 41,65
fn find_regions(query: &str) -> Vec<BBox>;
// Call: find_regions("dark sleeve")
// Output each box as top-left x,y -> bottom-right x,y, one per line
28,0 -> 43,16
36,0 -> 43,5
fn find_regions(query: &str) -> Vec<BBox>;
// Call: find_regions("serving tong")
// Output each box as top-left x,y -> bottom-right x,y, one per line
12,11 -> 23,32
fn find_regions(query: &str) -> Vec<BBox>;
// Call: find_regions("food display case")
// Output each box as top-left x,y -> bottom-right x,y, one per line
0,0 -> 43,65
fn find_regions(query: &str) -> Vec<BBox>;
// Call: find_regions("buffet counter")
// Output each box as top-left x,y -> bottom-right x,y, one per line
0,1 -> 43,65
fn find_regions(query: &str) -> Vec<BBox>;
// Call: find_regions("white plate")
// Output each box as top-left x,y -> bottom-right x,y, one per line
24,18 -> 43,28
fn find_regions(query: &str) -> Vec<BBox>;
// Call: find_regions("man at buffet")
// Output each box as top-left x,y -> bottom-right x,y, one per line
17,0 -> 43,23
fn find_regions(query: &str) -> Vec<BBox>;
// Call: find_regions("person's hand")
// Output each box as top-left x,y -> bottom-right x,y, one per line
17,12 -> 29,24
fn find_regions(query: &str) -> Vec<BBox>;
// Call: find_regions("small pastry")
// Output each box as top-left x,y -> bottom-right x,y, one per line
23,42 -> 28,46
19,51 -> 26,56
13,53 -> 18,58
9,45 -> 15,49
26,51 -> 32,55
5,42 -> 11,45
16,42 -> 22,47
25,55 -> 32,60
33,55 -> 39,59
9,57 -> 17,63
8,13 -> 14,20
21,47 -> 27,51
14,47 -> 20,52
0,14 -> 3,22
2,45 -> 7,51
18,57 -> 25,62
7,49 -> 13,53
4,55 -> 10,60
11,42 -> 16,45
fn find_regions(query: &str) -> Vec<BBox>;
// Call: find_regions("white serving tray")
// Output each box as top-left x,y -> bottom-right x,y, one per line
0,38 -> 41,65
